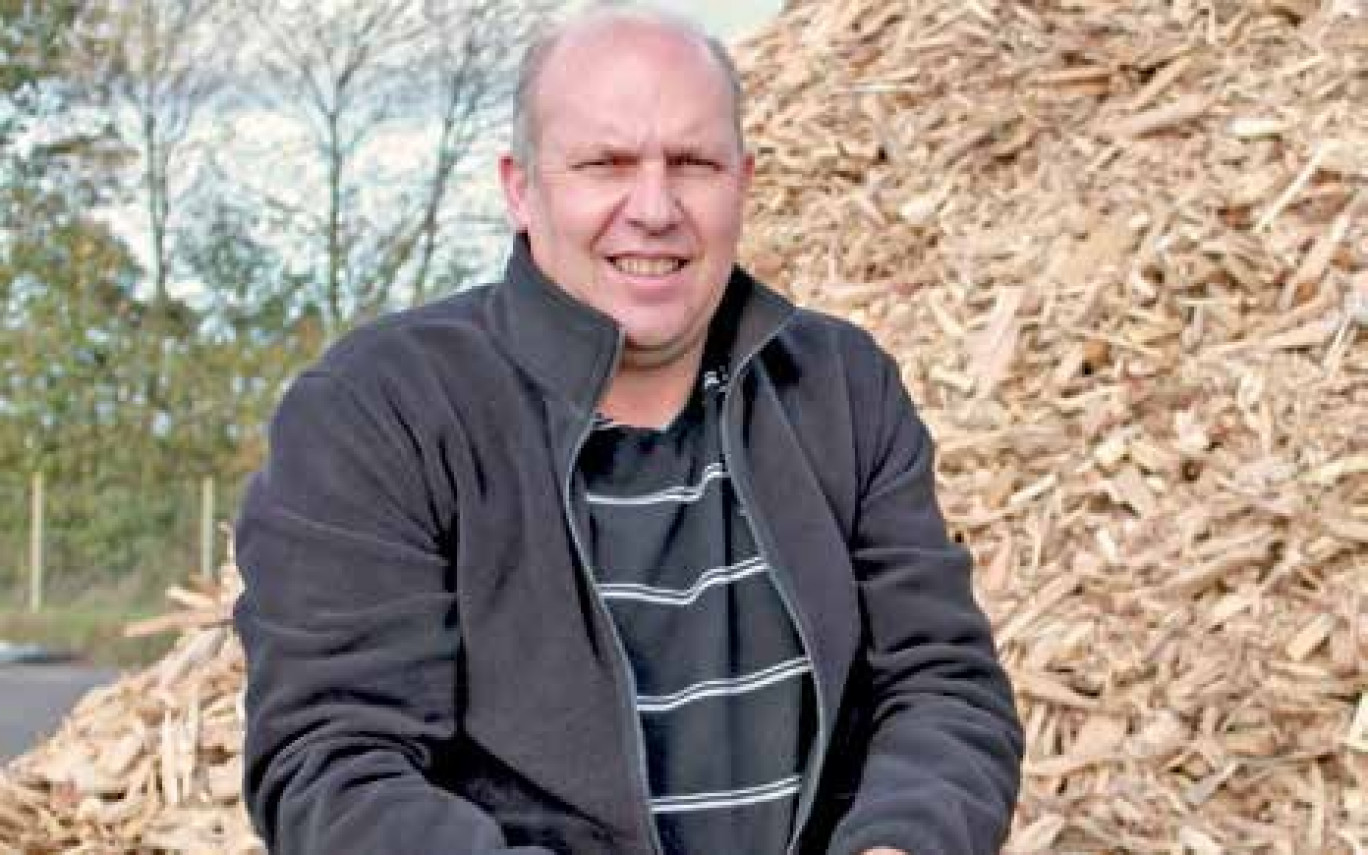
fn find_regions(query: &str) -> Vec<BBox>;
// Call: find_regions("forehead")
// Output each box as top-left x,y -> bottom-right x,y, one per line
533,22 -> 737,151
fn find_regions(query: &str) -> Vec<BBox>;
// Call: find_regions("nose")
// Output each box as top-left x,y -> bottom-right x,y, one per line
623,161 -> 680,233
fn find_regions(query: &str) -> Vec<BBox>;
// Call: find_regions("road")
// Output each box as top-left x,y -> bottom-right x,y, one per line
0,665 -> 119,764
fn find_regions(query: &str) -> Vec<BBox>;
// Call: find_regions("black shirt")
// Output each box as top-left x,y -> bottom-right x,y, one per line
577,365 -> 816,855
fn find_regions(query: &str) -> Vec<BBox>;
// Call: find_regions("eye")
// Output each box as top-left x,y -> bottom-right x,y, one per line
574,153 -> 634,174
669,154 -> 720,175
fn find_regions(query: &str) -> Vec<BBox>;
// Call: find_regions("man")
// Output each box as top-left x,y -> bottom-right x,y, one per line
234,7 -> 1023,855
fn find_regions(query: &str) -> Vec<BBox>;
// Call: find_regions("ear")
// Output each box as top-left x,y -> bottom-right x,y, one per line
498,153 -> 533,232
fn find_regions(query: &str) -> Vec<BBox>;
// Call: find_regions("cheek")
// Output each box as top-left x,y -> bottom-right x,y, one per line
552,186 -> 624,241
687,187 -> 747,241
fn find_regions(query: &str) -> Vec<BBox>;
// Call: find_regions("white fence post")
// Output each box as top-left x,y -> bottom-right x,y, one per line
29,471 -> 43,612
200,476 -> 215,580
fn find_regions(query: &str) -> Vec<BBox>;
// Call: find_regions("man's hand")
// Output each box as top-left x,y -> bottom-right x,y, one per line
861,849 -> 908,855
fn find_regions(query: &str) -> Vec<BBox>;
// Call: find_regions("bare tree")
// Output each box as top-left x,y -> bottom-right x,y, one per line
232,0 -> 549,339
58,0 -> 230,488
384,0 -> 531,308
72,0 -> 228,307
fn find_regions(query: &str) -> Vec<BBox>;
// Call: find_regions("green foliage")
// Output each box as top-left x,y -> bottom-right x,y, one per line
0,0 -> 546,634
0,0 -> 81,96
0,2 -> 313,611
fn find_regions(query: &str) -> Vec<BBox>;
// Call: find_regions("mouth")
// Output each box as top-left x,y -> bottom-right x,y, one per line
609,255 -> 688,277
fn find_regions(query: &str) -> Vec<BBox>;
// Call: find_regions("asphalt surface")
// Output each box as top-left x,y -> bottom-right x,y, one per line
0,664 -> 119,764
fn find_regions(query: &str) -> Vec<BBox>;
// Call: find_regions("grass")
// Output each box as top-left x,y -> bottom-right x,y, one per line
0,573 -> 185,668
0,606 -> 177,668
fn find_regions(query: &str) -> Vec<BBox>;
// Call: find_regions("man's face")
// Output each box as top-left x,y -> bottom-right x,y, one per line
499,23 -> 753,372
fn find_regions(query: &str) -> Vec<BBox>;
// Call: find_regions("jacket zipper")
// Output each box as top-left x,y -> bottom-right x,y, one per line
559,335 -> 667,855
720,318 -> 828,855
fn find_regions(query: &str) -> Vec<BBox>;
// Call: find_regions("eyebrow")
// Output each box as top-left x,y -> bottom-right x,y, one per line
553,113 -> 737,155
564,139 -> 734,161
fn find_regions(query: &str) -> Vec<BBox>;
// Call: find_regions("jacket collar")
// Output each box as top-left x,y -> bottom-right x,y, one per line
487,234 -> 797,416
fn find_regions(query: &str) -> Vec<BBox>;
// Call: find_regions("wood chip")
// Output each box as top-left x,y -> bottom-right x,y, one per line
734,1 -> 1368,849
1110,94 -> 1212,138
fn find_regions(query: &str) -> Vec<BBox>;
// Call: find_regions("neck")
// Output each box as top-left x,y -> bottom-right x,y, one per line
598,351 -> 702,429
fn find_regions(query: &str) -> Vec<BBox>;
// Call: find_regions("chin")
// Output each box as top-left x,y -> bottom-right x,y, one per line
621,332 -> 696,364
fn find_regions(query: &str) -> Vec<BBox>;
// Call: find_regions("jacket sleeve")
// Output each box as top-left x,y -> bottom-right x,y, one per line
233,369 -> 551,855
827,346 -> 1023,855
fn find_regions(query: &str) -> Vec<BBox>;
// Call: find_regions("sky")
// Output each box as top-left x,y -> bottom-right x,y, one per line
651,0 -> 784,38
103,0 -> 788,302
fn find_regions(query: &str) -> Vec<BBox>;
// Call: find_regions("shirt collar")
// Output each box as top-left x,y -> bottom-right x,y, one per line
486,234 -> 797,417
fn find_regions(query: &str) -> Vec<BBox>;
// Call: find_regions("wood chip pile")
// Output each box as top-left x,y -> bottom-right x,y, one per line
4,0 -> 1367,852
0,572 -> 261,854
736,0 -> 1367,852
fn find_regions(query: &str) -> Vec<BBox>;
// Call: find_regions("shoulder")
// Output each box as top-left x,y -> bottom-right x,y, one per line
271,285 -> 500,438
784,305 -> 884,357
766,302 -> 894,396
318,286 -> 494,384
765,302 -> 925,453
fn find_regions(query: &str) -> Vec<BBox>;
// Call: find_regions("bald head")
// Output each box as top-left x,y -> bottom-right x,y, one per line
509,6 -> 745,168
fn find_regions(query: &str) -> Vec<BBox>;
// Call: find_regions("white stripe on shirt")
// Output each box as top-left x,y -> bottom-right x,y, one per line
637,657 -> 813,713
586,462 -> 727,507
597,556 -> 767,606
650,774 -> 802,814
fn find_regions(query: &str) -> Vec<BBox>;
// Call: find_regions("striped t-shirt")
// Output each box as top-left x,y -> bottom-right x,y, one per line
577,365 -> 816,855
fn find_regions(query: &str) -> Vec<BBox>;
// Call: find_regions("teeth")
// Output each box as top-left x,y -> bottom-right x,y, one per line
613,257 -> 682,276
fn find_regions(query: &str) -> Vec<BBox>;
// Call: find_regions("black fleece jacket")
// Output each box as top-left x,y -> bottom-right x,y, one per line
233,238 -> 1023,855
